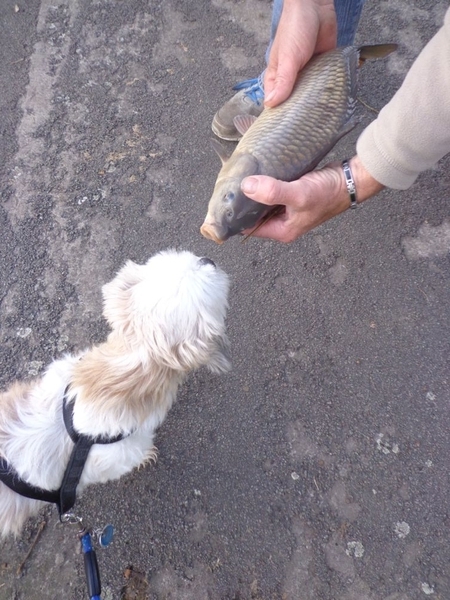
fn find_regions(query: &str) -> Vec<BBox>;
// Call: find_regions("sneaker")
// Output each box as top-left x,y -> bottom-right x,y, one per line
212,77 -> 265,141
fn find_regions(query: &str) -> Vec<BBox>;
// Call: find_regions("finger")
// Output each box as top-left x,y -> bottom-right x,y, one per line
264,46 -> 310,107
264,22 -> 313,105
263,35 -> 279,98
241,175 -> 294,207
264,70 -> 296,107
263,60 -> 278,100
315,8 -> 337,54
247,216 -> 295,243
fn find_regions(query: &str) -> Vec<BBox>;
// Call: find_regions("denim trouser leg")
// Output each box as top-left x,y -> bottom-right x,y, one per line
265,0 -> 367,64
265,0 -> 284,63
335,0 -> 367,45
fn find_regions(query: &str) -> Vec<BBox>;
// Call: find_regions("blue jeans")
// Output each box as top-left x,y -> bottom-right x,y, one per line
266,0 -> 367,62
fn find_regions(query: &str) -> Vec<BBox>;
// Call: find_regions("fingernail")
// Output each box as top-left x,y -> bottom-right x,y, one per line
264,90 -> 275,105
241,177 -> 257,194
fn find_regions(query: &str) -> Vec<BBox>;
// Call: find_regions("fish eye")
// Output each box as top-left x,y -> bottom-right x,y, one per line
225,191 -> 235,202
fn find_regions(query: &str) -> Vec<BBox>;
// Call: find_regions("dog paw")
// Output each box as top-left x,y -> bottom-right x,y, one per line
139,446 -> 158,468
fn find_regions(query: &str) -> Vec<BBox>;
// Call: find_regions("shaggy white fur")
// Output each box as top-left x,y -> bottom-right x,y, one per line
0,250 -> 230,536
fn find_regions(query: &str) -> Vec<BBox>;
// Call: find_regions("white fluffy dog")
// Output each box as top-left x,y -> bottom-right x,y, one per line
0,250 -> 230,537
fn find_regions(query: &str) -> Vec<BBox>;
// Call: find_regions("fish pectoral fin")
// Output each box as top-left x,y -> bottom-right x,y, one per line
339,115 -> 360,139
233,114 -> 258,137
210,138 -> 235,165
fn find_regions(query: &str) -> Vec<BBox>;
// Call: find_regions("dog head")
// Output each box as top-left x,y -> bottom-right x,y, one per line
102,250 -> 230,373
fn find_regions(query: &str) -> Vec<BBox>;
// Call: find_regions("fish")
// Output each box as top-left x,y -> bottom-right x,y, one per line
200,44 -> 397,244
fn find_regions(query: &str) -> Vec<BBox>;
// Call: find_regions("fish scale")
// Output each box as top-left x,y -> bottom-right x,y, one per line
241,47 -> 357,181
201,44 -> 396,244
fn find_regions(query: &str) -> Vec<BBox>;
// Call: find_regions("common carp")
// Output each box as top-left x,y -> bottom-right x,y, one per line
201,44 -> 396,244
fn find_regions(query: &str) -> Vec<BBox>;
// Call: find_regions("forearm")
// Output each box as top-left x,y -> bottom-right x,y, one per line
348,155 -> 384,204
357,7 -> 450,190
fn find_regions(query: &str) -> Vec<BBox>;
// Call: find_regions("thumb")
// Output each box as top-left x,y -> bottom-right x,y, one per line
241,175 -> 290,206
264,72 -> 295,107
264,52 -> 305,107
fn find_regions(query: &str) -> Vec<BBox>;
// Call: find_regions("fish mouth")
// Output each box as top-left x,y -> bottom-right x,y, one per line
200,211 -> 267,243
200,222 -> 230,244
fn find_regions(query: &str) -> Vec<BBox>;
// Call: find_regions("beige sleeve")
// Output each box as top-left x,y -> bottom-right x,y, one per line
356,8 -> 450,190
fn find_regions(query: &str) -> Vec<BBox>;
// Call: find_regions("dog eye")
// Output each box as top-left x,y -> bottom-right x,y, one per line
225,192 -> 235,202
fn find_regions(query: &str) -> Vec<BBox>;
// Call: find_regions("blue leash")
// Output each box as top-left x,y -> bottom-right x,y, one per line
63,513 -> 114,600
80,530 -> 101,600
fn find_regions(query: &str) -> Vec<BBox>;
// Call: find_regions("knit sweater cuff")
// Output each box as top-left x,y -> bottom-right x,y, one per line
356,122 -> 419,191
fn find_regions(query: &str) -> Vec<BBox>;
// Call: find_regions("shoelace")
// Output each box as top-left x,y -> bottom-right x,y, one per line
232,76 -> 265,106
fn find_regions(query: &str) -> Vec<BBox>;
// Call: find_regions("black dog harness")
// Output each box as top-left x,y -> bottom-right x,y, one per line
0,386 -> 130,516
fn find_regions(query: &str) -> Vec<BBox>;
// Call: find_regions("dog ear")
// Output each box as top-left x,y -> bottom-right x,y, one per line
206,334 -> 232,374
165,333 -> 231,373
102,261 -> 143,333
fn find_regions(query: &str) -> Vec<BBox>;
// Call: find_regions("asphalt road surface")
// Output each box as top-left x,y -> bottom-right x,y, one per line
0,1 -> 449,599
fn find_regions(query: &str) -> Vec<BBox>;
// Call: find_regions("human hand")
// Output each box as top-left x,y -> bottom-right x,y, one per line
240,156 -> 385,243
264,0 -> 337,108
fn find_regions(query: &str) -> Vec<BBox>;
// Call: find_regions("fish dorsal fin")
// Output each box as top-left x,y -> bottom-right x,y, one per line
233,114 -> 258,137
358,43 -> 397,65
210,138 -> 234,165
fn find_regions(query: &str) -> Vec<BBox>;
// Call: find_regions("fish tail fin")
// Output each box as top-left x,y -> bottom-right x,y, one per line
358,43 -> 397,65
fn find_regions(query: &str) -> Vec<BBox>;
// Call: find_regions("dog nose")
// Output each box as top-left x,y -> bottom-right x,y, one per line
198,257 -> 216,268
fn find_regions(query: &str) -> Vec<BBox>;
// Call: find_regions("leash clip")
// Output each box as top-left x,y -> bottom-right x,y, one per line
92,524 -> 115,548
61,511 -> 84,526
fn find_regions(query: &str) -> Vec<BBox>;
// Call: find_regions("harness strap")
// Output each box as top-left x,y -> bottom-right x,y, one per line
0,457 -> 60,505
59,435 -> 95,515
63,395 -> 128,445
0,386 -> 131,516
